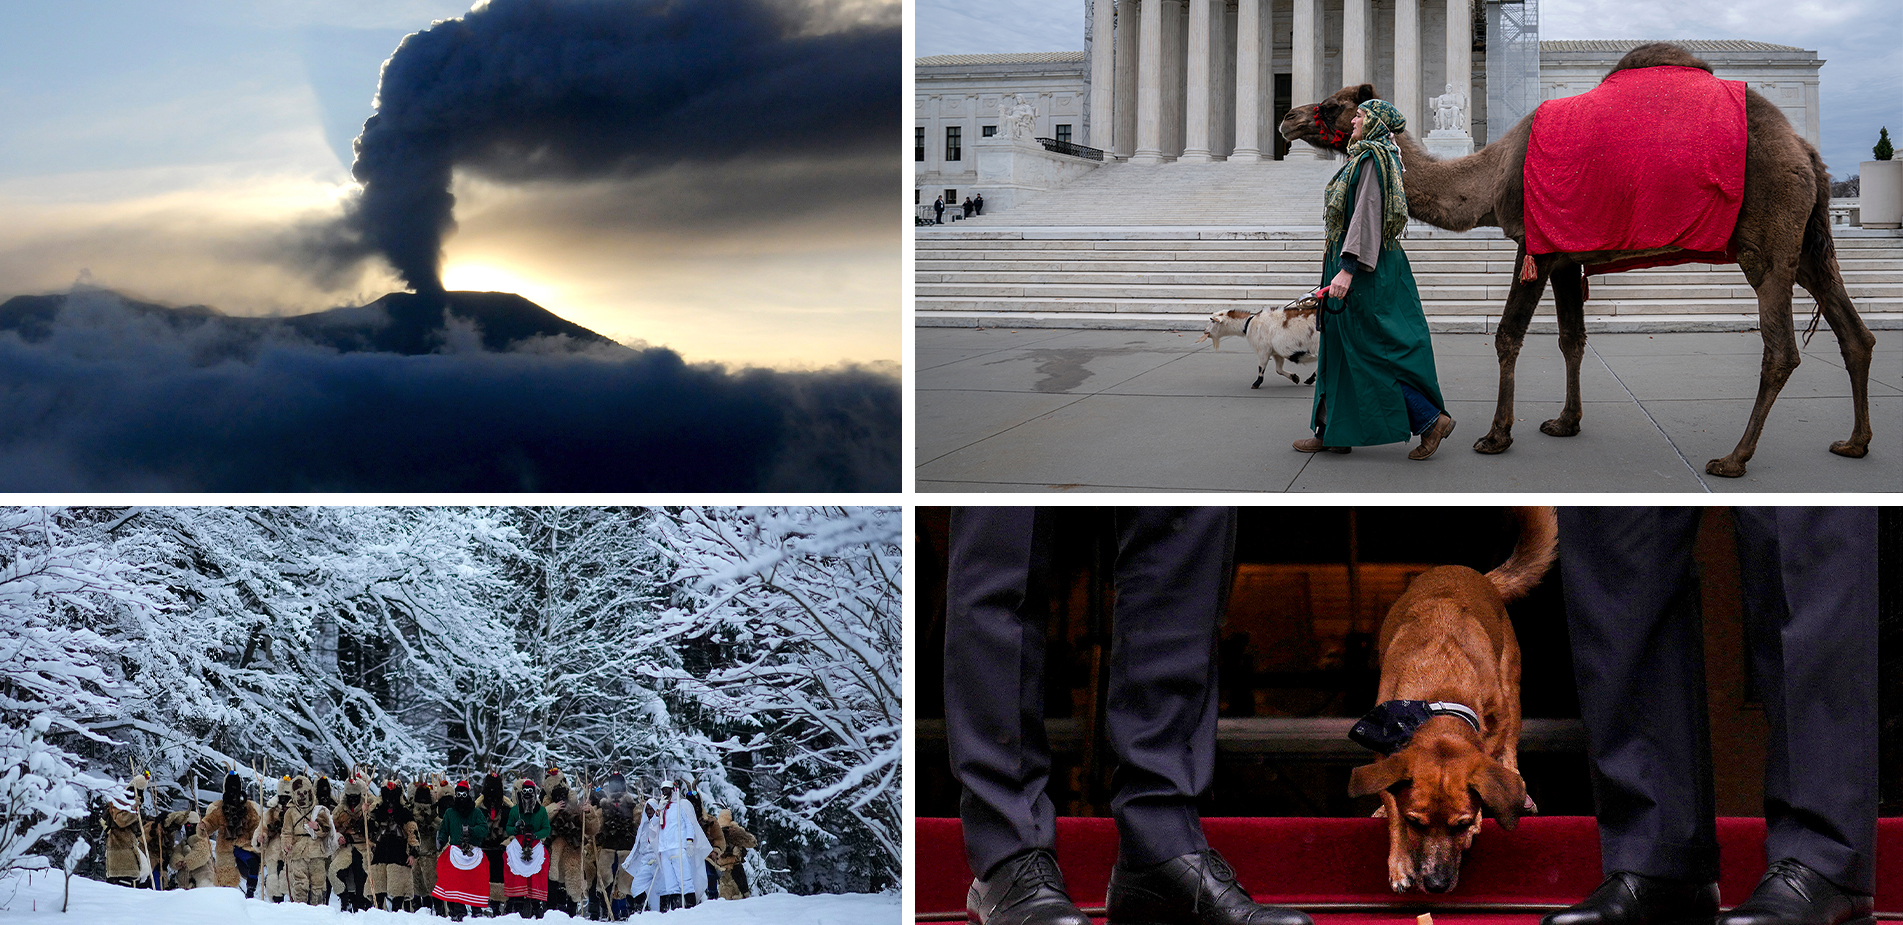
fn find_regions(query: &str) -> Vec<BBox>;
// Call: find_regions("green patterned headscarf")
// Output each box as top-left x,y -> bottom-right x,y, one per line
1323,99 -> 1410,247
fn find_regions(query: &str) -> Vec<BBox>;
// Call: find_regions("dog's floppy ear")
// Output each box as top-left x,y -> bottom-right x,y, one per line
1348,754 -> 1411,798
1472,758 -> 1528,831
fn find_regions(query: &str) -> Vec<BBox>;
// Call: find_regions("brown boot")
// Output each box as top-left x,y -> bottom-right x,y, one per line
1408,413 -> 1456,460
1292,436 -> 1351,454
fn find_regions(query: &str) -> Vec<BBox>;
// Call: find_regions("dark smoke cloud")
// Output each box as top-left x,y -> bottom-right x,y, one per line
350,0 -> 899,291
0,292 -> 898,491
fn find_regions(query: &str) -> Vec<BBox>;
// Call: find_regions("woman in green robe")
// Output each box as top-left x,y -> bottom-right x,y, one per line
1293,99 -> 1456,459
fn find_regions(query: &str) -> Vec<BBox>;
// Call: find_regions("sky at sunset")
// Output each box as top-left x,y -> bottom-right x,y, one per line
0,0 -> 900,369
0,0 -> 900,491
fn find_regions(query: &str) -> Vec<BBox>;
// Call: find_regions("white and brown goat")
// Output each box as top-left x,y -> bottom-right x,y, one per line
1196,296 -> 1321,387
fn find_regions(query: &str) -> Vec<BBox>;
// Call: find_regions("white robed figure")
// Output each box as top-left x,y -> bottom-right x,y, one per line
621,781 -> 705,911
622,798 -> 662,910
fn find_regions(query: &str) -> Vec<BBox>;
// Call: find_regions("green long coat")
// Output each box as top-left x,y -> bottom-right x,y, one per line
504,801 -> 550,842
438,802 -> 489,850
1310,162 -> 1445,447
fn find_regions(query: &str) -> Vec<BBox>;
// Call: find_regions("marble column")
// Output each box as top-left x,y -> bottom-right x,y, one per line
1132,0 -> 1166,163
1230,0 -> 1264,163
1291,0 -> 1327,160
1394,0 -> 1420,129
1216,1 -> 1235,157
1114,0 -> 1140,158
1445,0 -> 1471,137
1089,0 -> 1117,150
1342,0 -> 1373,89
1181,0 -> 1215,161
1160,0 -> 1186,158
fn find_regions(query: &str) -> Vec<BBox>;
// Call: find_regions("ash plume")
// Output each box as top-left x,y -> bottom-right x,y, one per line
349,0 -> 900,292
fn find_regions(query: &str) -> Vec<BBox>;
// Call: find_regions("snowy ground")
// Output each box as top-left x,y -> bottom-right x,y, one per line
0,871 -> 898,925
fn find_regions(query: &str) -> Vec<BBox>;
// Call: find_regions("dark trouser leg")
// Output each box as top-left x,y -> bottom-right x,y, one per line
1732,507 -> 1877,895
1398,382 -> 1441,434
946,507 -> 1060,880
1104,507 -> 1235,867
1559,507 -> 1718,881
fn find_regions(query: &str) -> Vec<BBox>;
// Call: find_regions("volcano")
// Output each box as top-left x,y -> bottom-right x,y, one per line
0,289 -> 623,355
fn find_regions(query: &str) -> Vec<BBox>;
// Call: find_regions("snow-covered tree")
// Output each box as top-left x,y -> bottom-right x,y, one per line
73,507 -> 529,784
0,508 -> 156,872
498,507 -> 672,772
649,507 -> 901,890
0,505 -> 898,894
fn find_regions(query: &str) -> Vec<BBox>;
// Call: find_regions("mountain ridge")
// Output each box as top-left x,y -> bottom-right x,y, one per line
0,288 -> 624,355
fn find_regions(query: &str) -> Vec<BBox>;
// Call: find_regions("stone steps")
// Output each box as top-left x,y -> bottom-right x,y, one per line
917,269 -> 1903,286
918,161 -> 1903,330
916,231 -> 1903,329
950,159 -> 1346,227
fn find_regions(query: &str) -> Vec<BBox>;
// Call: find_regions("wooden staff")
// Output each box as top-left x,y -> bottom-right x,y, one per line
128,757 -> 158,892
360,768 -> 371,861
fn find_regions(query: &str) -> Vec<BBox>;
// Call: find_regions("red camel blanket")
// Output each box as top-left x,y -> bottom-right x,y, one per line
1523,65 -> 1747,277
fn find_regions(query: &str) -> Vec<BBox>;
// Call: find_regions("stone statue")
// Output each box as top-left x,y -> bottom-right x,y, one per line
1432,83 -> 1467,133
1006,94 -> 1039,142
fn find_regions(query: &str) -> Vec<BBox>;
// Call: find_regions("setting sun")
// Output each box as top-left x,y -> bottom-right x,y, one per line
439,261 -> 562,309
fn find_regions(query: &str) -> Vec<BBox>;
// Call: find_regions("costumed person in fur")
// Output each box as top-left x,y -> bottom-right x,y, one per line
368,780 -> 420,911
434,780 -> 492,922
414,779 -> 451,914
254,779 -> 290,902
540,768 -> 589,913
711,808 -> 756,900
505,810 -> 552,918
476,771 -> 514,915
165,811 -> 216,889
102,777 -> 155,887
279,774 -> 334,905
691,791 -> 723,902
1294,98 -> 1455,460
543,769 -> 597,917
650,780 -> 707,911
328,773 -> 374,911
593,773 -> 643,919
312,774 -> 337,904
201,771 -> 261,895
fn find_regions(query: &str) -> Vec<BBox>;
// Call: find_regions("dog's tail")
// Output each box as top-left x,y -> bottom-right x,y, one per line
1485,506 -> 1558,603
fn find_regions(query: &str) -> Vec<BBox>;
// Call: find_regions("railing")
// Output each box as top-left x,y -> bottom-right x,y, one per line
1829,197 -> 1861,227
916,204 -> 973,224
1035,137 -> 1105,160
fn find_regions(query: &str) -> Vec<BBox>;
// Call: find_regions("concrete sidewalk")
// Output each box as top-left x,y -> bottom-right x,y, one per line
916,326 -> 1901,493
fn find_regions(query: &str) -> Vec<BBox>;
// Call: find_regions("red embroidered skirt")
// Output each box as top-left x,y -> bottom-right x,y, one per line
504,839 -> 549,901
432,846 -> 489,906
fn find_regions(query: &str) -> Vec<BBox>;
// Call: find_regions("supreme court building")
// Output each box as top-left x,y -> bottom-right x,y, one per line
916,0 -> 1824,212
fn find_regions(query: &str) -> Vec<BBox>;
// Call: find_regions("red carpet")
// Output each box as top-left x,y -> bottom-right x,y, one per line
1523,65 -> 1747,277
916,817 -> 1903,920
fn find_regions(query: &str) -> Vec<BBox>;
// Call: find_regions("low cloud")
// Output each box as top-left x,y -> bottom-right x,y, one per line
0,291 -> 899,491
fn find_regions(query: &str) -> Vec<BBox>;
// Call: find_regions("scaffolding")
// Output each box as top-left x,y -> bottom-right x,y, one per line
1486,0 -> 1541,146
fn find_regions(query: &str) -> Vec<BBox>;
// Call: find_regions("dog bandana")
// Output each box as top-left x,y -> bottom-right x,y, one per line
1349,700 -> 1482,754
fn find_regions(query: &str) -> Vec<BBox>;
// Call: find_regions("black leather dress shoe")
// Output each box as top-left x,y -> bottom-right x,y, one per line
1716,860 -> 1874,925
1105,849 -> 1312,925
1541,871 -> 1720,925
966,849 -> 1092,925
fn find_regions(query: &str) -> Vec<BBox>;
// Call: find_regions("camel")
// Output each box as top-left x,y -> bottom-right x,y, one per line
1278,43 -> 1873,477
